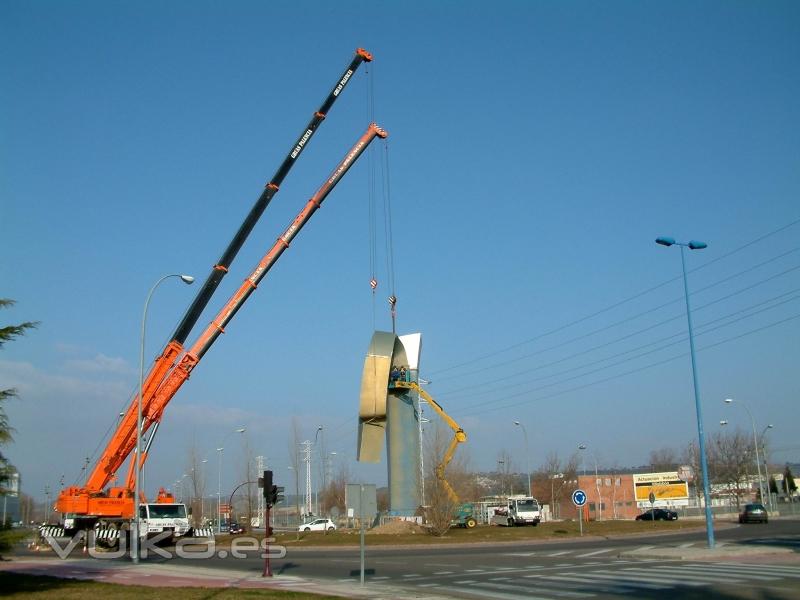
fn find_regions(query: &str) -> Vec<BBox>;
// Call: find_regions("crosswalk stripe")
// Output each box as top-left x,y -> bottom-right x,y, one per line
471,580 -> 593,598
619,568 -> 739,584
671,565 -> 778,581
544,573 -> 657,594
547,550 -> 571,556
575,548 -> 612,557
561,572 -> 669,590
448,584 -> 552,600
595,570 -> 705,586
678,542 -> 695,548
717,564 -> 800,577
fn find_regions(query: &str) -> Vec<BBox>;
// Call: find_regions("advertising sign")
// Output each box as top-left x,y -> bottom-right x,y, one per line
633,471 -> 689,503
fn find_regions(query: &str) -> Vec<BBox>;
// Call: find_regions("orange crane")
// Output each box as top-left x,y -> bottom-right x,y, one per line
56,49 -> 378,533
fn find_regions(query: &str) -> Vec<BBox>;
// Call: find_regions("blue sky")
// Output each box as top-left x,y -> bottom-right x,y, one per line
2,1 -> 798,503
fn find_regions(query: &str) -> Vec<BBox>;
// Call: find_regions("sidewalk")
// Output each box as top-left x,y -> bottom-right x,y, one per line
0,555 -> 447,599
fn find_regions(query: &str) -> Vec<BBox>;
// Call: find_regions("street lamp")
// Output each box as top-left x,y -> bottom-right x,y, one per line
216,427 -> 246,533
578,444 -> 601,521
760,425 -> 775,511
134,273 -> 193,564
655,235 -> 714,548
724,398 -> 767,507
513,421 -> 532,496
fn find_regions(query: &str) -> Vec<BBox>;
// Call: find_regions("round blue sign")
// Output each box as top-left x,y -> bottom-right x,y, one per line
572,489 -> 587,507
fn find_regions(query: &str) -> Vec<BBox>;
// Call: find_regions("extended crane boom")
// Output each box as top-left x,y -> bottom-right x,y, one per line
390,380 -> 466,503
57,123 -> 388,522
75,49 -> 371,498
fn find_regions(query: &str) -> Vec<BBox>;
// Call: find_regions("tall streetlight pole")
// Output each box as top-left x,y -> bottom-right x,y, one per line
513,421 -> 532,496
216,427 -> 246,533
724,398 -> 767,507
314,426 -> 323,515
656,236 -> 714,548
134,273 -> 194,564
760,425 -> 775,511
578,444 -> 601,521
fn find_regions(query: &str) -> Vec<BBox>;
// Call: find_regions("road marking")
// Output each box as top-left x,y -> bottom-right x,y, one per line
677,542 -> 695,548
672,565 -> 778,581
631,545 -> 655,552
417,583 -> 439,587
547,550 -> 571,556
620,568 -> 736,585
706,563 -> 800,577
489,576 -> 512,581
544,573 -> 660,594
466,569 -> 487,573
505,551 -> 536,557
562,572 -> 669,590
455,580 -> 477,584
575,548 -> 612,557
471,580 -> 594,598
371,576 -> 390,580
402,574 -> 421,578
447,584 -> 551,600
433,571 -> 453,575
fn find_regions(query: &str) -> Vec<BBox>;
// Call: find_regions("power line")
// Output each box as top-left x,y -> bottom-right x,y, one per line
429,218 -> 800,377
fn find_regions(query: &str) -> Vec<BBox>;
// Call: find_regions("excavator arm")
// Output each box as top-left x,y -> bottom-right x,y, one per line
391,380 -> 466,504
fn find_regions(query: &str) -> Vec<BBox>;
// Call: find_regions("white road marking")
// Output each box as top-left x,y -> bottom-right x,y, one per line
575,548 -> 612,557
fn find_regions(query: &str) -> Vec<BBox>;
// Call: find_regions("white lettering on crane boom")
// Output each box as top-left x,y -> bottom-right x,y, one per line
290,129 -> 314,159
332,69 -> 353,97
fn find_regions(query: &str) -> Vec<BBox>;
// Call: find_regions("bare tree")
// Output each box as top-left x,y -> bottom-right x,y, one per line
320,462 -> 350,515
423,424 -> 460,536
182,439 -> 212,527
709,427 -> 754,508
496,450 -> 514,496
649,447 -> 678,472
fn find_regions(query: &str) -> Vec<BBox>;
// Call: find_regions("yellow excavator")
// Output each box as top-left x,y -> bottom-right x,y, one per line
390,380 -> 476,528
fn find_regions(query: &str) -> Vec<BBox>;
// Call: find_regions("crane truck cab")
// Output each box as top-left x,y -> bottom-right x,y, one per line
490,495 -> 542,527
138,502 -> 191,541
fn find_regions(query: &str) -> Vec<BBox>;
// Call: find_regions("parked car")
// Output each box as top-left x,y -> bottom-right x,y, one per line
739,503 -> 768,524
635,508 -> 678,521
298,518 -> 336,532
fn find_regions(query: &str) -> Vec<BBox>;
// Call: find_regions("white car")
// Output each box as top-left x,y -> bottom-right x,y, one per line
298,518 -> 336,532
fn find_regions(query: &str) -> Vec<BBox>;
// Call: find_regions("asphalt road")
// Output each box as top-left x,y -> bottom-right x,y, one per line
27,519 -> 800,599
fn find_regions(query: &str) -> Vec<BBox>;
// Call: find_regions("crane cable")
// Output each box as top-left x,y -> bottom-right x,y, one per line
364,60 -> 398,333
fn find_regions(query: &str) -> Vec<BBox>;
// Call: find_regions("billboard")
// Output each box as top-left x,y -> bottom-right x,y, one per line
633,471 -> 689,503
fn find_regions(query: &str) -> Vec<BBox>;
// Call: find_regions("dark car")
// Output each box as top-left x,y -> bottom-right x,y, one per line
228,522 -> 245,534
635,508 -> 678,521
739,503 -> 768,524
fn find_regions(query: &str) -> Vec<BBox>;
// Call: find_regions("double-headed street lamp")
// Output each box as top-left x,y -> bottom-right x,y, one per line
724,398 -> 768,507
655,236 -> 715,548
134,273 -> 194,564
216,427 -> 246,533
513,421 -> 532,496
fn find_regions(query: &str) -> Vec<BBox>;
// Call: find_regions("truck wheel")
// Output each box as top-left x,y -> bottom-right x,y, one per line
465,518 -> 477,529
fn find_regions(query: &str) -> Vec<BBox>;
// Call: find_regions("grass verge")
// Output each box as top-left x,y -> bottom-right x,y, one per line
0,572 -> 340,599
269,519 -> 702,547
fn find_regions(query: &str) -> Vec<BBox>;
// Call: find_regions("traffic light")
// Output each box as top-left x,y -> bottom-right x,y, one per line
269,485 -> 285,506
262,470 -> 273,501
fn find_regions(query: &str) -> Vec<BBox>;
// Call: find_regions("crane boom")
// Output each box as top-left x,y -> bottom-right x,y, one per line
57,123 -> 388,519
77,49 -> 371,496
391,380 -> 466,503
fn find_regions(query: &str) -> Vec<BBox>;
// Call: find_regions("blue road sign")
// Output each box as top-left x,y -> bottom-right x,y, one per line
572,489 -> 587,507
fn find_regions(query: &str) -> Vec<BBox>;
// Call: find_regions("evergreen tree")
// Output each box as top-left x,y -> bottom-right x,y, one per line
784,466 -> 797,497
0,299 -> 39,493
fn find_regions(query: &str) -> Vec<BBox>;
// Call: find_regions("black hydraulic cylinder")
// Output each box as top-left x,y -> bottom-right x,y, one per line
171,49 -> 372,344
